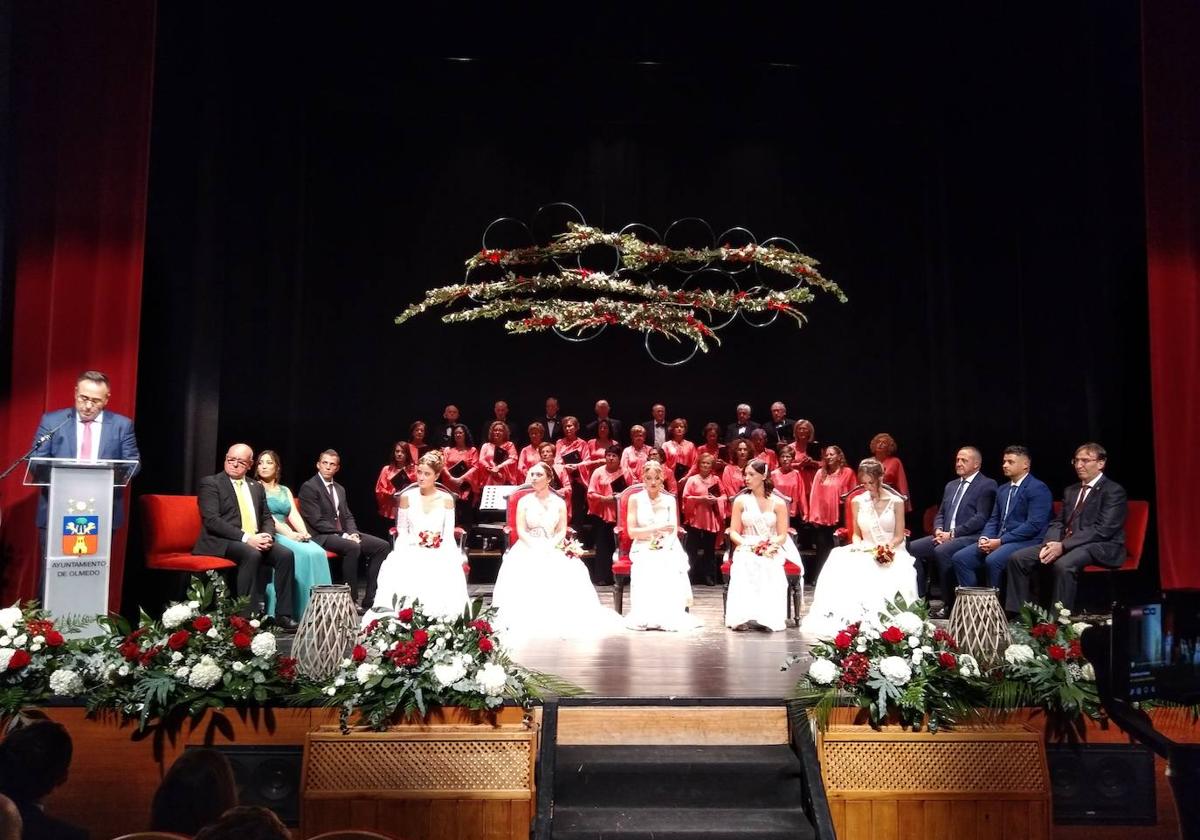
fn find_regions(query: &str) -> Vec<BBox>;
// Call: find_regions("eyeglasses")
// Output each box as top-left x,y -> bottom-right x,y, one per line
225,456 -> 250,466
75,394 -> 106,406
1070,457 -> 1099,465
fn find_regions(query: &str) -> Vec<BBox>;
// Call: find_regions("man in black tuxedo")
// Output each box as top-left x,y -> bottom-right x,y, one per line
907,447 -> 998,616
534,396 -> 564,442
298,448 -> 390,612
193,443 -> 298,628
642,403 -> 669,449
584,398 -> 624,444
724,403 -> 762,445
766,401 -> 794,446
1006,442 -> 1127,612
435,404 -> 472,448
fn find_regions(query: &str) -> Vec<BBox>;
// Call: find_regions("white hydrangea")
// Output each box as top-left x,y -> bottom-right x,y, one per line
434,659 -> 468,687
0,649 -> 15,670
250,632 -> 276,658
232,662 -> 245,672
1081,662 -> 1096,681
0,637 -> 10,648
0,607 -> 23,633
171,651 -> 183,663
49,669 -> 83,696
808,658 -> 837,685
908,636 -> 921,649
162,603 -> 195,629
958,654 -> 981,677
175,666 -> 190,679
188,655 -> 223,689
879,656 -> 912,685
355,663 -> 380,684
477,662 -> 508,695
892,611 -> 924,635
1004,644 -> 1035,665
12,635 -> 26,647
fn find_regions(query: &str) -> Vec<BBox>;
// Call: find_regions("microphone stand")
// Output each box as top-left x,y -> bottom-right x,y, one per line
0,415 -> 72,479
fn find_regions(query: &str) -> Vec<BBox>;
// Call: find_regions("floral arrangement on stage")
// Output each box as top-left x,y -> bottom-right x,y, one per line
396,222 -> 847,353
790,595 -> 989,732
0,603 -> 86,717
84,573 -> 296,730
989,603 -> 1100,730
291,598 -> 580,731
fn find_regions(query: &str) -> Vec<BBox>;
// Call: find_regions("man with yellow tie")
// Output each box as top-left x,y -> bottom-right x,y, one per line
193,443 -> 298,629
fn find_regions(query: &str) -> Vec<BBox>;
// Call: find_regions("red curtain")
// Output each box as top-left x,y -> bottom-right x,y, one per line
0,2 -> 156,610
1144,0 -> 1200,590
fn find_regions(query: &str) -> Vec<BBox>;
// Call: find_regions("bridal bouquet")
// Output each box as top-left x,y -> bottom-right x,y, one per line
872,544 -> 895,566
752,539 -> 777,557
557,537 -> 584,561
789,595 -> 988,731
417,530 -> 443,549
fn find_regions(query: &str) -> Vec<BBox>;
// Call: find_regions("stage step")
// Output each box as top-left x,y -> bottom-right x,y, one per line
551,806 -> 813,840
555,745 -> 804,808
550,744 -> 814,840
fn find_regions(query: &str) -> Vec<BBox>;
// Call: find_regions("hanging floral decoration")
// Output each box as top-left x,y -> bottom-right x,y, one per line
397,222 -> 846,353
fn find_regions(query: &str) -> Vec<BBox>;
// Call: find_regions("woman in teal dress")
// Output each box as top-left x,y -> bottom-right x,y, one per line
254,450 -> 333,618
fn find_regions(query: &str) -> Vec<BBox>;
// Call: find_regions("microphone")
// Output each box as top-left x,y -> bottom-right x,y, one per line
33,414 -> 72,449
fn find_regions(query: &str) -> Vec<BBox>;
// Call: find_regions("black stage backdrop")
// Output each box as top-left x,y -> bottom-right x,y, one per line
133,6 -> 1151,603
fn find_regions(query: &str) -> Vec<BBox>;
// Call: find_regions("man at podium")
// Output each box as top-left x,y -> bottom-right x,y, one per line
31,370 -> 140,533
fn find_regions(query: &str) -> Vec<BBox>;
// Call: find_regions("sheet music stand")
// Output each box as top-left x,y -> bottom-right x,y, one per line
473,484 -> 523,549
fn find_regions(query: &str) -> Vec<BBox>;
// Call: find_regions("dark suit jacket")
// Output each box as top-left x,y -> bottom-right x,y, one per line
31,407 -> 140,527
641,419 -> 670,447
767,419 -> 794,445
435,422 -> 473,448
1045,475 -> 1127,563
534,416 -> 565,443
725,420 -> 763,445
193,472 -> 276,555
932,472 -> 998,538
982,474 -> 1053,544
585,417 -> 624,444
298,474 -> 361,538
16,800 -> 88,840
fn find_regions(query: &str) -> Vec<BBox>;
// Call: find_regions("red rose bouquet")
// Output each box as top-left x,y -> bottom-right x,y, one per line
417,530 -> 443,549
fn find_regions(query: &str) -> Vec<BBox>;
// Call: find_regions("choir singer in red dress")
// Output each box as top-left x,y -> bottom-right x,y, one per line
682,452 -> 726,585
870,432 -> 912,511
375,441 -> 416,523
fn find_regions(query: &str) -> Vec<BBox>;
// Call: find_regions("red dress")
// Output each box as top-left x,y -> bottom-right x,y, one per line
555,437 -> 593,485
750,448 -> 778,471
720,464 -> 747,500
771,467 -> 808,519
682,473 -> 726,532
808,466 -> 857,526
664,439 -> 697,484
586,466 -> 625,523
375,464 -> 415,520
441,446 -> 478,499
517,444 -> 543,476
471,442 -> 520,494
405,442 -> 430,466
793,451 -> 821,514
881,455 -> 913,511
621,444 -> 651,483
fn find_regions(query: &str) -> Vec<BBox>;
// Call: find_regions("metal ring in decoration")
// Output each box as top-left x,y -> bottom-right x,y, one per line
532,201 -> 586,245
716,226 -> 757,275
663,217 -> 715,274
740,236 -> 803,327
682,268 -> 739,332
618,222 -> 662,245
481,217 -> 533,252
644,330 -> 700,367
553,323 -> 606,342
577,241 -> 621,274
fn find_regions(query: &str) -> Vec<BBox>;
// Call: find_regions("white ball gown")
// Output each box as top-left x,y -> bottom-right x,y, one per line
725,494 -> 802,632
367,488 -> 469,624
800,491 -> 918,637
491,492 -> 625,639
625,490 -> 702,631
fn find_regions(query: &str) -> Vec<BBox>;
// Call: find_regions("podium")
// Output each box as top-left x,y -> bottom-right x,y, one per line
24,456 -> 138,621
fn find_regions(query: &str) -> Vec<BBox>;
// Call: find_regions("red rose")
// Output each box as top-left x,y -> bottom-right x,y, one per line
472,619 -> 493,635
229,616 -> 251,632
118,641 -> 140,661
840,653 -> 870,686
389,640 -> 420,667
233,632 -> 252,649
352,645 -> 367,662
933,628 -> 957,649
167,630 -> 190,650
881,626 -> 904,644
7,650 -> 30,670
1032,623 -> 1058,640
193,616 -> 213,632
939,652 -> 957,668
139,645 -> 162,667
478,637 -> 494,653
364,619 -> 380,635
413,629 -> 429,646
833,631 -> 854,650
397,608 -> 414,623
1048,644 -> 1066,661
276,657 -> 297,680
44,630 -> 64,648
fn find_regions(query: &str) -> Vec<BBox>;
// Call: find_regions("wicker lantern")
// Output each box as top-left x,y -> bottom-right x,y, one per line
948,586 -> 1011,668
291,584 -> 359,680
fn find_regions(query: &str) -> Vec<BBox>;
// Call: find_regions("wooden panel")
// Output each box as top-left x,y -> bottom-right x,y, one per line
923,800 -> 951,840
949,799 -> 976,839
482,800 -> 510,840
870,799 -> 898,840
508,800 -> 531,840
1027,799 -> 1049,840
896,800 -> 924,839
977,798 -> 1004,840
307,799 -> 349,836
556,705 -> 788,745
457,799 -> 485,840
348,798 -> 378,829
829,799 -> 846,839
1001,800 -> 1029,839
844,800 -> 872,840
429,799 -> 457,840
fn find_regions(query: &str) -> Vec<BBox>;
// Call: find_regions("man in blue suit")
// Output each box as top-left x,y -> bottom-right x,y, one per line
30,370 -> 141,532
908,446 -> 998,616
951,445 -> 1051,601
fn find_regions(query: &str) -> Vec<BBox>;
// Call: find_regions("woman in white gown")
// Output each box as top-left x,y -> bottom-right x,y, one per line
625,460 -> 702,631
367,452 -> 469,624
725,459 -> 802,632
800,457 -> 918,637
492,462 -> 625,638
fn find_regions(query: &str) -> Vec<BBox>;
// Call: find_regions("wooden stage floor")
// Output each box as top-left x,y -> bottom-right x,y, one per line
468,583 -> 818,700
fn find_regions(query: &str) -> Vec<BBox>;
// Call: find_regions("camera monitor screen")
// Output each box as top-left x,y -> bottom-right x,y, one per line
1115,592 -> 1200,704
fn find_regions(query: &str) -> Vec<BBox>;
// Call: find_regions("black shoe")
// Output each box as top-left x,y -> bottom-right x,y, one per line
930,607 -> 948,620
274,615 -> 299,631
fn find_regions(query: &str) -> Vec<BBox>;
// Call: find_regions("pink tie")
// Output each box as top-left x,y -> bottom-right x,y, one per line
81,420 -> 94,460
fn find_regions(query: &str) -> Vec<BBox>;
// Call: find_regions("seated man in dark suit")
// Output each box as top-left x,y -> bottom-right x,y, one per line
724,403 -> 763,445
951,445 -> 1052,603
299,449 -> 390,613
193,443 -> 298,629
1006,442 -> 1127,612
908,446 -> 997,616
